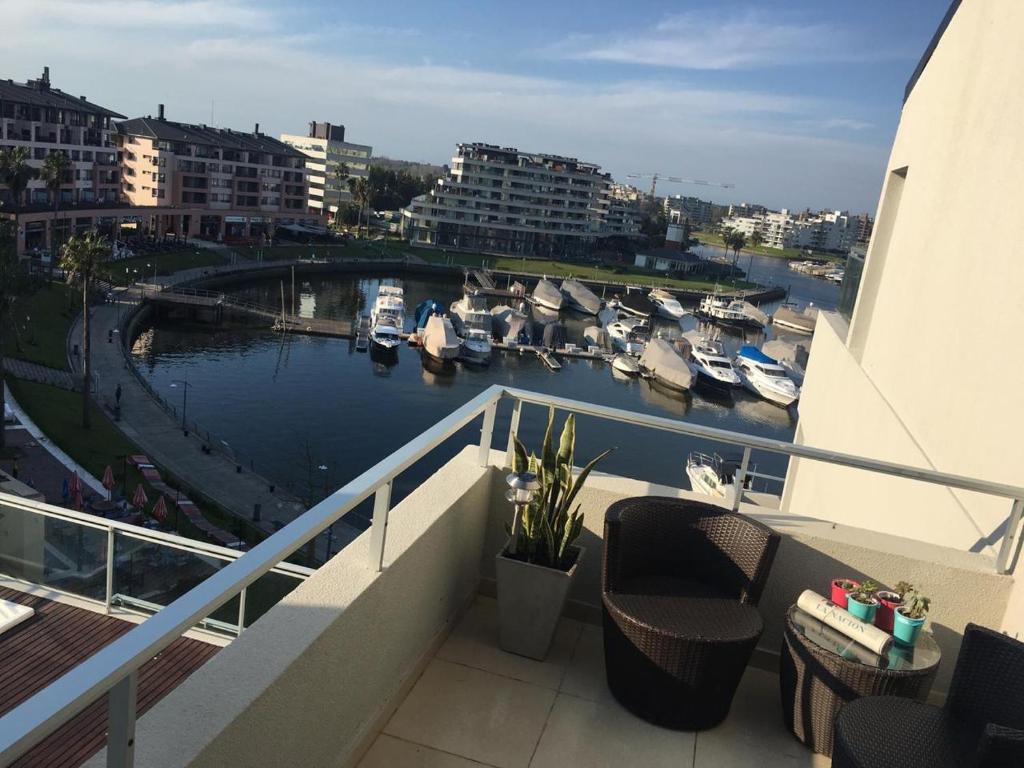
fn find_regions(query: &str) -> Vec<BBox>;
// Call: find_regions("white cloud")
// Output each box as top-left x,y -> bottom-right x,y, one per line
0,0 -> 272,30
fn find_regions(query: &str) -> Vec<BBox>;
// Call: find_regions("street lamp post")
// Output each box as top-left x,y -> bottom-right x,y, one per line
170,379 -> 190,435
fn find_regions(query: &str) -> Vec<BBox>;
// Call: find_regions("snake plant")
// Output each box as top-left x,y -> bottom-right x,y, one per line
509,407 -> 613,570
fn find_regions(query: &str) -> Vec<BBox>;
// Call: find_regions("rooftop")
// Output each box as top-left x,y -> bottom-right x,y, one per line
116,117 -> 305,157
0,69 -> 125,119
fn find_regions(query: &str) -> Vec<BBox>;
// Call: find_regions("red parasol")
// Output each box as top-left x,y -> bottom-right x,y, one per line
69,471 -> 81,497
102,466 -> 115,500
132,483 -> 148,508
151,496 -> 168,523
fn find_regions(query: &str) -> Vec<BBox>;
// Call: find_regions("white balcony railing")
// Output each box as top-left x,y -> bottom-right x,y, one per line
0,384 -> 1022,766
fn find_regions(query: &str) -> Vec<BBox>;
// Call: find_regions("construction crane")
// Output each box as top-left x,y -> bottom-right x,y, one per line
625,173 -> 735,198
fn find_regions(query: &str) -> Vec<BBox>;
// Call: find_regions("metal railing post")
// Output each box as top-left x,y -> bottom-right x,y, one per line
236,587 -> 247,635
996,499 -> 1024,574
478,400 -> 497,467
106,672 -> 137,768
105,528 -> 116,613
504,398 -> 522,468
369,481 -> 393,572
732,447 -> 752,512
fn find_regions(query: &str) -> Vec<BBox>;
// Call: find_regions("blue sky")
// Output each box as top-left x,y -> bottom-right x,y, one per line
0,0 -> 951,212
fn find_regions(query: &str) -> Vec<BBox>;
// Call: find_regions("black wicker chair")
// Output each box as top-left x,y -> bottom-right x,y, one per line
832,624 -> 1024,768
601,497 -> 780,730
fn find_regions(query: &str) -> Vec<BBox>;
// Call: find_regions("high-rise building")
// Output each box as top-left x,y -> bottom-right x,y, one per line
280,121 -> 372,218
722,208 -> 858,252
664,195 -> 715,226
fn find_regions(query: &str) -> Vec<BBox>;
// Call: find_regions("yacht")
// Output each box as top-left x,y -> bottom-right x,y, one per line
369,284 -> 405,351
681,331 -> 741,391
695,295 -> 768,330
611,354 -> 640,376
606,318 -> 649,356
450,293 -> 493,365
490,304 -> 531,344
762,339 -> 809,386
420,314 -> 460,363
582,325 -> 611,353
686,452 -> 749,506
531,278 -> 564,311
771,303 -> 818,334
560,278 -> 602,315
639,338 -> 695,392
617,289 -> 657,318
733,345 -> 801,406
648,289 -> 687,320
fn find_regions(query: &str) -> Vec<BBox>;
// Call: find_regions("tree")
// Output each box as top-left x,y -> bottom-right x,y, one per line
749,230 -> 764,250
347,176 -> 372,238
0,147 -> 34,208
39,151 -> 71,265
0,214 -> 16,453
728,231 -> 747,282
60,231 -> 109,429
331,163 -> 350,225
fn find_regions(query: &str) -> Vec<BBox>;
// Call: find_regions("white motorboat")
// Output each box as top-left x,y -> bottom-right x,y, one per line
734,345 -> 800,406
611,353 -> 640,376
639,338 -> 695,392
649,288 -> 687,320
695,295 -> 768,330
531,278 -> 564,311
420,314 -> 460,362
681,331 -> 741,391
686,452 -> 749,506
450,293 -> 493,365
560,278 -> 602,315
606,318 -> 649,356
762,339 -> 809,386
369,284 -> 405,351
771,303 -> 818,334
825,269 -> 845,283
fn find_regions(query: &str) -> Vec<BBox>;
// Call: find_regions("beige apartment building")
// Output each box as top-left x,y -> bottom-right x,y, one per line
280,121 -> 372,218
783,0 -> 1024,630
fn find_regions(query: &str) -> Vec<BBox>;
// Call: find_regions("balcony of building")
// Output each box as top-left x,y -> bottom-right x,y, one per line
0,386 -> 1020,768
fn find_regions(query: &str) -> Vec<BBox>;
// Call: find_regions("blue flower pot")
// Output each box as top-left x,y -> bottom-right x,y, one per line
846,597 -> 878,623
893,609 -> 926,645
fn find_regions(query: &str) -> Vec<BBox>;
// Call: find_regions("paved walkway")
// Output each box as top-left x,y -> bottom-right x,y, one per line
2,358 -> 80,391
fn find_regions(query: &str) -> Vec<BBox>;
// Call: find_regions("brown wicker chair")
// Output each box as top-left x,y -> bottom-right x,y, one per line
832,624 -> 1024,768
601,497 -> 780,730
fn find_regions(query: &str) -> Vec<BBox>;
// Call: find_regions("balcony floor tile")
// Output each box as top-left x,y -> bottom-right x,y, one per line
359,734 -> 495,768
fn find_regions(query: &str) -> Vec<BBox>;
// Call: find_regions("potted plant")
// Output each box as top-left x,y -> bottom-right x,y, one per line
893,590 -> 931,645
496,408 -> 612,660
874,581 -> 911,632
845,580 -> 879,622
830,578 -> 860,609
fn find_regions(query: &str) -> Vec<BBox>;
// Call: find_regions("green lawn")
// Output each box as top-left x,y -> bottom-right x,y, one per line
233,239 -> 409,263
694,231 -> 844,262
98,249 -> 231,285
2,282 -> 78,370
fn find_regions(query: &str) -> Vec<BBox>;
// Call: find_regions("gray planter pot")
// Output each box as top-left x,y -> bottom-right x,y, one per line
495,544 -> 583,660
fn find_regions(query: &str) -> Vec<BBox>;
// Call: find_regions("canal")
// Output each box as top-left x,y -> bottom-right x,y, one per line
129,259 -> 840,532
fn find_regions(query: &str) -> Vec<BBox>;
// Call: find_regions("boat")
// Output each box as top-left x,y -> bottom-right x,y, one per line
771,303 -> 818,334
450,293 -> 492,365
531,278 -> 564,311
639,338 -> 695,392
695,295 -> 768,330
606,318 -> 649,356
686,452 -> 750,506
582,325 -> 611,353
762,339 -> 809,386
733,345 -> 801,406
825,269 -> 845,283
611,354 -> 640,376
681,331 -> 741,391
490,304 -> 531,344
414,299 -> 447,330
541,321 -> 567,350
648,288 -> 687,320
617,288 -> 657,318
369,284 -> 405,351
420,314 -> 460,362
560,278 -> 602,315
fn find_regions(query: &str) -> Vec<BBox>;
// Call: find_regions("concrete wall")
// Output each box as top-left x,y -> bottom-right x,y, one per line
786,0 -> 1024,575
91,447 -> 494,768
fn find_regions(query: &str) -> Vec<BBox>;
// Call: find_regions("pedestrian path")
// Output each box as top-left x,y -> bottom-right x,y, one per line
2,359 -> 79,391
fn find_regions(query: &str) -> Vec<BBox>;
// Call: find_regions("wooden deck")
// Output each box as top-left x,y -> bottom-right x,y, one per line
0,587 -> 220,767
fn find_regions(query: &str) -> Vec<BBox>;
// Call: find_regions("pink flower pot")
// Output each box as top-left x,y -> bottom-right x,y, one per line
874,591 -> 902,632
830,578 -> 860,609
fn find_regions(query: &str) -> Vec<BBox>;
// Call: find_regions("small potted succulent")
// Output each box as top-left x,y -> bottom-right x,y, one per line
845,580 -> 879,622
830,578 -> 860,609
874,580 -> 911,632
893,590 -> 931,645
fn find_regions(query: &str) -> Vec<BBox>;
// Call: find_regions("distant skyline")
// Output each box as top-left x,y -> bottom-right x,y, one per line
0,0 -> 952,213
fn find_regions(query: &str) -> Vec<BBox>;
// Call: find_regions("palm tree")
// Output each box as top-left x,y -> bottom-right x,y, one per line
347,176 -> 372,239
749,230 -> 764,250
60,231 -> 109,429
0,147 -> 34,208
728,231 -> 747,283
331,163 -> 350,227
0,215 -> 16,453
39,151 -> 71,266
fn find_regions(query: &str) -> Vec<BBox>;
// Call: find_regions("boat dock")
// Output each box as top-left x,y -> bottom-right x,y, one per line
354,315 -> 370,351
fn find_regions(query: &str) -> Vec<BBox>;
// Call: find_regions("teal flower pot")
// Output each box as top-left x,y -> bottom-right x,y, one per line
893,609 -> 926,645
846,596 -> 878,623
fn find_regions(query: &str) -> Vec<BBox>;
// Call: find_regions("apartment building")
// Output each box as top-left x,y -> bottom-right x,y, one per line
723,208 -> 858,252
280,121 -> 372,218
401,142 -> 627,256
116,106 -> 311,240
727,202 -> 768,218
0,67 -> 123,251
663,194 -> 716,226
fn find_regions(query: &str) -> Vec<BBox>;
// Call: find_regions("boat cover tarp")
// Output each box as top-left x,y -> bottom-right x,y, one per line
737,345 -> 777,365
620,291 -> 656,317
414,299 -> 446,329
582,325 -> 610,351
533,279 -> 564,310
739,301 -> 770,327
491,305 -> 530,341
422,315 -> 460,359
542,322 -> 567,349
772,306 -> 816,332
639,338 -> 694,390
762,340 -> 809,369
561,279 -> 602,314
